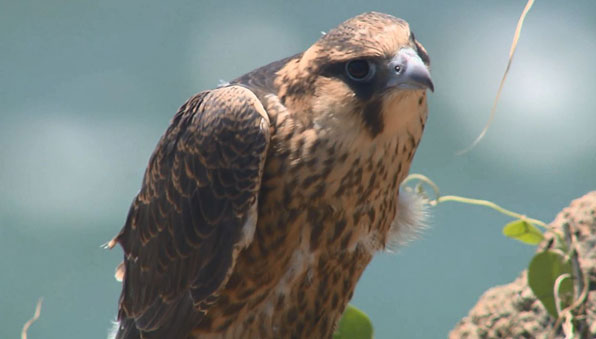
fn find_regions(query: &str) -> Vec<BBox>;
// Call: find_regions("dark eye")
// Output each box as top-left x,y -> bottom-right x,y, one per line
345,60 -> 374,81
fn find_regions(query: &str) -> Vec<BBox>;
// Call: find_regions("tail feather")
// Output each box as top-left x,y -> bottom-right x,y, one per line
110,296 -> 202,339
110,318 -> 140,339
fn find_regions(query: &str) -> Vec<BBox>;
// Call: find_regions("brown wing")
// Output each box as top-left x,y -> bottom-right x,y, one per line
112,85 -> 271,338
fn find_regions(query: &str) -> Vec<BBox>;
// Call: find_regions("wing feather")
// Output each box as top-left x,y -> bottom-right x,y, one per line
112,85 -> 270,338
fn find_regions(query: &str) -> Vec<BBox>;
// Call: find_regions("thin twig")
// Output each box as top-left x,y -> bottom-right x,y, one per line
21,298 -> 43,339
563,223 -> 585,301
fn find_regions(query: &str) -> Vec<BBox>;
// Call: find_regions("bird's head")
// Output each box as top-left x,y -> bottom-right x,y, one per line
276,12 -> 433,141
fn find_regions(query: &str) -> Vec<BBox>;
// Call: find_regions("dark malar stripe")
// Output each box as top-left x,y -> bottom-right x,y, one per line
362,98 -> 384,137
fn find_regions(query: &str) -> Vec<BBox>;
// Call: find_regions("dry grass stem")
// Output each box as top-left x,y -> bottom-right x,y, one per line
21,298 -> 43,339
457,0 -> 535,155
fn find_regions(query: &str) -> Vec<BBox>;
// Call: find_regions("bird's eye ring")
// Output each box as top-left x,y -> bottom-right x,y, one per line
345,60 -> 374,81
394,65 -> 402,74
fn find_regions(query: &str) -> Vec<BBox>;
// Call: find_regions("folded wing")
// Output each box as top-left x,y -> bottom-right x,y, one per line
112,85 -> 271,338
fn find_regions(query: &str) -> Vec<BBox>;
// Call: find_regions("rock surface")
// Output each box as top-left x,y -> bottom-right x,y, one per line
450,192 -> 596,339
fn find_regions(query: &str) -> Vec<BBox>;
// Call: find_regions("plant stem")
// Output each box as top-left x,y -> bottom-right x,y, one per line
434,195 -> 549,229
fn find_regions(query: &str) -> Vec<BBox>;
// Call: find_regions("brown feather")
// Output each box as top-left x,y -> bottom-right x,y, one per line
113,86 -> 270,338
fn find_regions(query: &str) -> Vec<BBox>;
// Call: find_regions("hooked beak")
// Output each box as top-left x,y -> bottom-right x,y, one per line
386,48 -> 434,92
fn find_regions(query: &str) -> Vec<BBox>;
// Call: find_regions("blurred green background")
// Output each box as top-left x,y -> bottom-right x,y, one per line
2,1 -> 595,338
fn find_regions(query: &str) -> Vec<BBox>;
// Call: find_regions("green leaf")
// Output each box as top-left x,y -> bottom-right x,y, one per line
528,250 -> 574,317
502,220 -> 544,245
333,304 -> 374,339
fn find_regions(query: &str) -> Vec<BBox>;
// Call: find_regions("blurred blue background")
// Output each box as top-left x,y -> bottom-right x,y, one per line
1,1 -> 595,338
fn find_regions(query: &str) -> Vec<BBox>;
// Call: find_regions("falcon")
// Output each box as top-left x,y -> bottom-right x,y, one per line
108,11 -> 433,339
